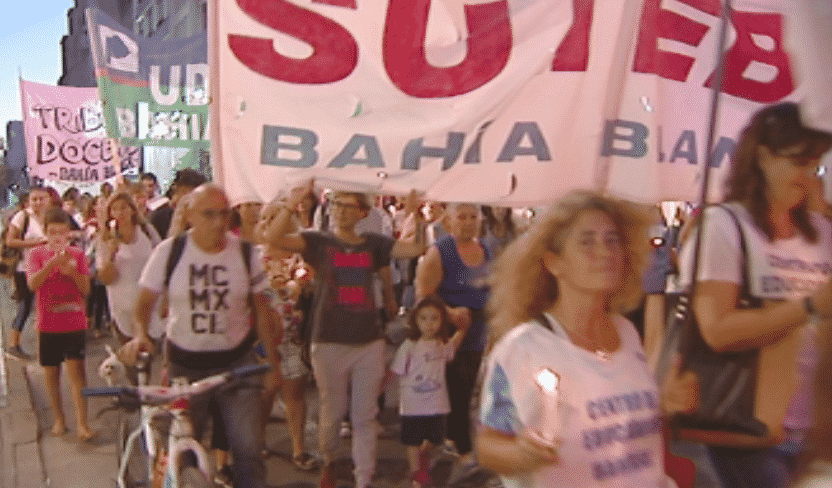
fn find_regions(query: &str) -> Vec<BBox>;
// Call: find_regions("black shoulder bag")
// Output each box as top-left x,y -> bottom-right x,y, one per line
656,204 -> 769,443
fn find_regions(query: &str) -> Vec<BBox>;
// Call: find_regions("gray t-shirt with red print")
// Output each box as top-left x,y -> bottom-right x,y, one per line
301,231 -> 394,344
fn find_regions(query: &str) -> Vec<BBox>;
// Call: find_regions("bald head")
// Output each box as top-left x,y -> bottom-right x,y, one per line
190,183 -> 228,207
188,184 -> 231,248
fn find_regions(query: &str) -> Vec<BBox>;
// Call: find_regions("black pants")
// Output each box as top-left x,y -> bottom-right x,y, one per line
11,271 -> 33,333
445,350 -> 483,456
86,280 -> 110,331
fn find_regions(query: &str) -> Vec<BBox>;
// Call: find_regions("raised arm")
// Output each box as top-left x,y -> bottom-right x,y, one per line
263,181 -> 312,254
414,245 -> 443,300
391,190 -> 427,259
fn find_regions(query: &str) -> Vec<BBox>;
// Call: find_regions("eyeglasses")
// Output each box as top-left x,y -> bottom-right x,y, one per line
200,208 -> 231,220
332,201 -> 362,211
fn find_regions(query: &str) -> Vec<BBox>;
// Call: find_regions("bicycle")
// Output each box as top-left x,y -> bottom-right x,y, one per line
84,351 -> 270,488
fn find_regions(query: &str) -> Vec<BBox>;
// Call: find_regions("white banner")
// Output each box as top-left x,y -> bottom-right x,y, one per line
784,1 -> 832,133
213,0 -> 823,206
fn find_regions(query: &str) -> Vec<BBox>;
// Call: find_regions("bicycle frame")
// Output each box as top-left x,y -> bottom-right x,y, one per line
91,354 -> 269,488
117,401 -> 212,488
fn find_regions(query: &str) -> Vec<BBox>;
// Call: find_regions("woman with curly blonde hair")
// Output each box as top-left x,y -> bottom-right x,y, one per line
477,190 -> 686,488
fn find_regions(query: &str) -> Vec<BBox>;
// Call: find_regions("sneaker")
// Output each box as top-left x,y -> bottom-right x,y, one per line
339,420 -> 352,438
6,346 -> 33,361
319,464 -> 336,488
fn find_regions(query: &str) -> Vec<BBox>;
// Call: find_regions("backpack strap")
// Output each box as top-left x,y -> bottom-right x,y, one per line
138,222 -> 159,246
163,234 -> 188,288
240,240 -> 252,278
164,235 -> 253,289
20,212 -> 30,238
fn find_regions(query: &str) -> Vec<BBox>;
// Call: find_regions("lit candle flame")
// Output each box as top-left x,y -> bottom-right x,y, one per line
536,368 -> 559,393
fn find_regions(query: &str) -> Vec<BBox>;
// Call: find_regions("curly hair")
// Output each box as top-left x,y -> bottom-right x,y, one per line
724,102 -> 832,243
486,190 -> 650,347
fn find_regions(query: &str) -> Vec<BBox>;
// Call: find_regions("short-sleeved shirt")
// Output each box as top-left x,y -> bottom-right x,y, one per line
11,209 -> 45,272
139,232 -> 267,352
677,203 -> 832,430
391,338 -> 455,416
28,245 -> 89,333
97,227 -> 164,338
301,231 -> 394,344
479,314 -> 665,488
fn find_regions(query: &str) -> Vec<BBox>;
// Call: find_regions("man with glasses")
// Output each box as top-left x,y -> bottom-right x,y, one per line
263,181 -> 426,488
121,184 -> 279,488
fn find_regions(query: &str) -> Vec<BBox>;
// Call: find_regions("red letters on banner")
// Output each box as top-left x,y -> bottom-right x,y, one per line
704,11 -> 793,102
551,0 -> 594,72
227,0 -> 795,102
229,0 -> 358,84
383,0 -> 511,98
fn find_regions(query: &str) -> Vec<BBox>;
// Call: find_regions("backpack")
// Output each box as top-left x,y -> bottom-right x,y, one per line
163,233 -> 253,287
162,234 -> 261,365
0,212 -> 30,279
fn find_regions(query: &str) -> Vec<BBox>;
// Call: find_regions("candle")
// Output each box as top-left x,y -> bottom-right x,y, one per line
527,368 -> 561,446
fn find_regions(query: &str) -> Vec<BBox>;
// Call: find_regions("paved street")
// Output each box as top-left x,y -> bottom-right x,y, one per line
0,279 -> 499,488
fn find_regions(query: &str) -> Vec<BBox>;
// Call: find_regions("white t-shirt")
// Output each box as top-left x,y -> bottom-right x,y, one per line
479,314 -> 667,488
677,204 -> 832,299
391,338 -> 455,416
97,228 -> 163,338
10,209 -> 45,272
677,203 -> 832,429
139,232 -> 267,352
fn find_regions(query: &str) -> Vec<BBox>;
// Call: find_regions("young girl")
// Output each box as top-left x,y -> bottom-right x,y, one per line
391,294 -> 468,488
27,207 -> 94,441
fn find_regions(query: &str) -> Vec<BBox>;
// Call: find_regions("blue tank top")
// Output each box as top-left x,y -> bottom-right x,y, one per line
435,235 -> 491,351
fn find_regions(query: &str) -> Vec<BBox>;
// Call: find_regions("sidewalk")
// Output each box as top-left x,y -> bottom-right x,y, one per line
1,276 -> 500,488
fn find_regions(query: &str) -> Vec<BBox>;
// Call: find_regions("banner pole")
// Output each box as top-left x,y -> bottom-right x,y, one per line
680,0 -> 734,366
110,137 -> 126,189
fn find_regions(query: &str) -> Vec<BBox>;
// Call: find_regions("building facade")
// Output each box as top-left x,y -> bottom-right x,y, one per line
58,0 -> 135,87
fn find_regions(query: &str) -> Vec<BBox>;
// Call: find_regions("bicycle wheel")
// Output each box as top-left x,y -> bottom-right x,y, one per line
119,412 -> 151,488
178,466 -> 214,488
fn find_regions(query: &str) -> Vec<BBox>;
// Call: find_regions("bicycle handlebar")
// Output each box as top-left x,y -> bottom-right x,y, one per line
82,362 -> 271,403
83,386 -> 135,397
229,363 -> 271,379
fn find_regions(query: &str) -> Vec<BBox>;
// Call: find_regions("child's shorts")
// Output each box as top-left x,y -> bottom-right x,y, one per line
39,330 -> 86,367
400,414 -> 446,446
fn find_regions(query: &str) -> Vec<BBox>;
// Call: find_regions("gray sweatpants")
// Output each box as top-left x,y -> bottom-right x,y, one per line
310,339 -> 385,488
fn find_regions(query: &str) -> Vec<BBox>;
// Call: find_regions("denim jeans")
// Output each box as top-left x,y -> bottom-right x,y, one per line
167,350 -> 265,488
707,445 -> 790,488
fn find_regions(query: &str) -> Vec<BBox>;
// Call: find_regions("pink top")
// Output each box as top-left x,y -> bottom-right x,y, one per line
27,245 -> 89,333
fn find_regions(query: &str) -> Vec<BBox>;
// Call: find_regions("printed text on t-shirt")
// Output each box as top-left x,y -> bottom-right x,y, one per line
189,263 -> 230,334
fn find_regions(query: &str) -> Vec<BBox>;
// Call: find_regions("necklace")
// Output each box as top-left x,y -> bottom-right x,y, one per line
551,313 -> 615,362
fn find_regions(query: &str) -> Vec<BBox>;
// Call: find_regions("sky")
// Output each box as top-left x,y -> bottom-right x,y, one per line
0,0 -> 74,135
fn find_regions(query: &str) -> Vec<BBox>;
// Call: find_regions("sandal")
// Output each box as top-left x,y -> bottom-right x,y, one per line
292,452 -> 319,471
